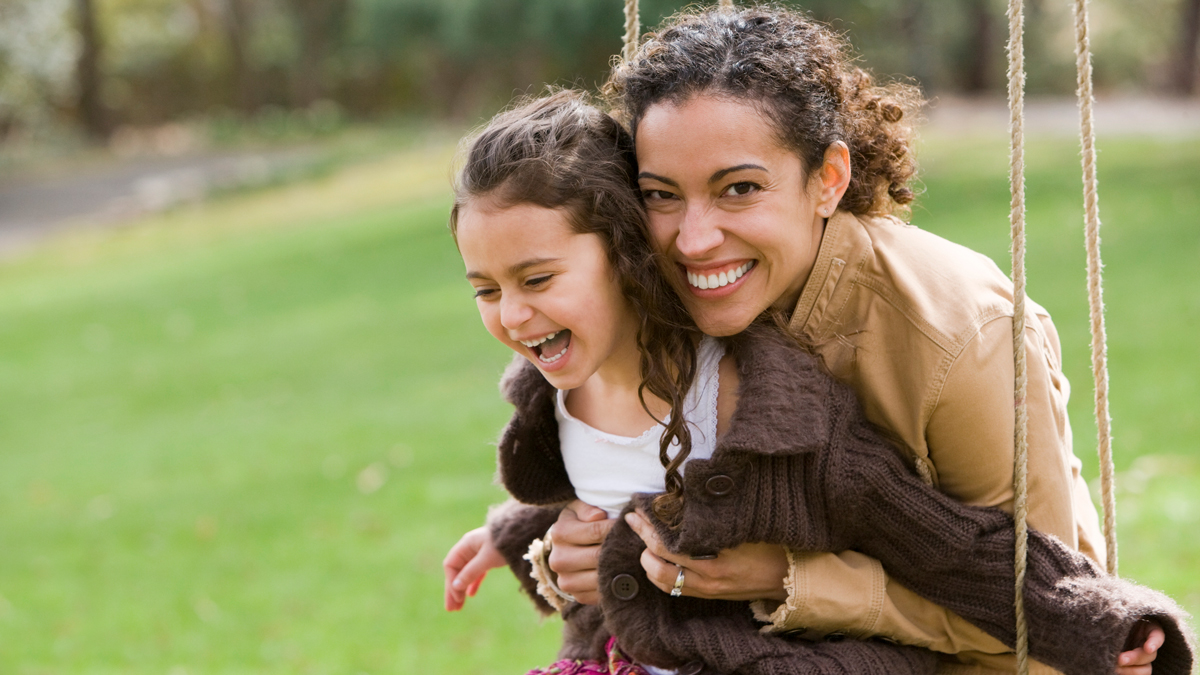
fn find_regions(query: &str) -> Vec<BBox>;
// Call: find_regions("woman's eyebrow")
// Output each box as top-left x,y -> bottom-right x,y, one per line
709,164 -> 768,184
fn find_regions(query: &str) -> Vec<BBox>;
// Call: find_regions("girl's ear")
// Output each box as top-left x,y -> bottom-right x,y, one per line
813,141 -> 851,215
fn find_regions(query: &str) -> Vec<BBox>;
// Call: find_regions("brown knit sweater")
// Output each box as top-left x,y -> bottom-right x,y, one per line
488,327 -> 1195,675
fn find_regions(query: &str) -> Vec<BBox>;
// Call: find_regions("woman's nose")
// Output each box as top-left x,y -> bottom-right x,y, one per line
675,206 -> 725,259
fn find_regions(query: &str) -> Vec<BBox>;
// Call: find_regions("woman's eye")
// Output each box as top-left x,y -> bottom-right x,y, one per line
641,189 -> 677,201
723,182 -> 760,197
473,287 -> 497,299
526,275 -> 552,288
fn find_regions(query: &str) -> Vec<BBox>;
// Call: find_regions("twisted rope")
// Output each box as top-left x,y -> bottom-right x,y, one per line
1004,0 -> 1030,671
622,0 -> 639,63
1073,0 -> 1119,578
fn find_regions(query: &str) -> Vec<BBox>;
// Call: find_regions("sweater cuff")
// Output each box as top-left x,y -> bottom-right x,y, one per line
751,549 -> 887,639
485,499 -> 562,616
524,534 -> 575,613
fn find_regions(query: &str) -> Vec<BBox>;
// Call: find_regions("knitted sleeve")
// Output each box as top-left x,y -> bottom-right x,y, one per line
827,405 -> 1196,675
485,499 -> 563,616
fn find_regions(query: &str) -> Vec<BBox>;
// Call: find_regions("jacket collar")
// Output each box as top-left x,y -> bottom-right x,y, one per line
788,210 -> 874,343
496,326 -> 832,504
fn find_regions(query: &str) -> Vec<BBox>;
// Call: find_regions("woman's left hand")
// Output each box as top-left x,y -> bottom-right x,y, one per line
625,510 -> 789,602
1117,620 -> 1163,674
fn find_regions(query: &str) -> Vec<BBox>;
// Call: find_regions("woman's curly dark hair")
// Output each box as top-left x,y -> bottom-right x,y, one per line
449,90 -> 699,526
605,4 -> 923,217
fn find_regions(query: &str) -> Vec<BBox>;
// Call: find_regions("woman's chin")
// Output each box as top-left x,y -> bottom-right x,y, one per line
684,298 -> 762,337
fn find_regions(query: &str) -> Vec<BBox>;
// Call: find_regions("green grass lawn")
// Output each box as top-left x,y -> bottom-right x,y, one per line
1,130 -> 1197,674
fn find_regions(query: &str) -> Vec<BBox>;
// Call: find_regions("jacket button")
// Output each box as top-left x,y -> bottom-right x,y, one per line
678,662 -> 704,675
705,474 -> 735,496
611,573 -> 639,601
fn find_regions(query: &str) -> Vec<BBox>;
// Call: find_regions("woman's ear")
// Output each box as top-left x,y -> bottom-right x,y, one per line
813,141 -> 851,215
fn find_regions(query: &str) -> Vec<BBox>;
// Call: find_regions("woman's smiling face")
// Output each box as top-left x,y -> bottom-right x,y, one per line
456,198 -> 641,391
636,94 -> 846,336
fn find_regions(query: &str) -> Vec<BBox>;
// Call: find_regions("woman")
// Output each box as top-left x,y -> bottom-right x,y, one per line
445,7 -> 1173,674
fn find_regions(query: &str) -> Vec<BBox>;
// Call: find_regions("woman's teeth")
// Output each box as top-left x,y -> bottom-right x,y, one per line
687,261 -> 754,290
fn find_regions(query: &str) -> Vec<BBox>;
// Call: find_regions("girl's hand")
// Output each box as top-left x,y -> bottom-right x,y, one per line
1116,620 -> 1164,674
625,510 -> 789,602
442,526 -> 506,611
546,500 -> 615,605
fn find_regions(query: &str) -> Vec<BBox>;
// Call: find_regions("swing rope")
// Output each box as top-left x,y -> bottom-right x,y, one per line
1003,0 -> 1032,670
622,0 -> 639,63
1073,0 -> 1119,578
1009,0 -> 1118,670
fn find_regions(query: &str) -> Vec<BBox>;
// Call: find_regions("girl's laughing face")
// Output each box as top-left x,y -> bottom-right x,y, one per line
456,198 -> 641,390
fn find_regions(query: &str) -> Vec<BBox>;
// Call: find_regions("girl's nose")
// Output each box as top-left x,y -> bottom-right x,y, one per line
675,206 -> 725,259
499,294 -> 534,330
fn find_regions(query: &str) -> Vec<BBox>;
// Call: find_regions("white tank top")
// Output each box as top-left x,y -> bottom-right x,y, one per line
555,337 -> 724,519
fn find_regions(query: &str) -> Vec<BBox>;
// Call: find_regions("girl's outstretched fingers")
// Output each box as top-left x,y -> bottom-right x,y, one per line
442,526 -> 506,611
1116,620 -> 1163,674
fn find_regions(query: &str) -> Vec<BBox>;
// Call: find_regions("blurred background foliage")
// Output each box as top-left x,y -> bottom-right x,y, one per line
1,0 -> 1198,144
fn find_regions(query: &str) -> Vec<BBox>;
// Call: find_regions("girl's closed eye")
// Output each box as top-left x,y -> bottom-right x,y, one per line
473,286 -> 498,300
641,189 -> 677,202
525,274 -> 553,288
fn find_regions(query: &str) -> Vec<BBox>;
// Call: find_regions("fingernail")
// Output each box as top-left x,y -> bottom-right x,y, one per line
452,579 -> 464,590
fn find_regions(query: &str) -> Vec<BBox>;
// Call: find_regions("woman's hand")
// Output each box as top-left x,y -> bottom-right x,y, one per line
442,526 -> 506,611
546,500 -> 616,605
1116,620 -> 1164,674
625,510 -> 789,602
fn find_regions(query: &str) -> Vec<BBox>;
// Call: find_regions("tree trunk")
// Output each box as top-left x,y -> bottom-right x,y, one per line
900,0 -> 934,93
223,0 -> 255,112
1175,0 -> 1200,94
74,0 -> 107,139
962,0 -> 995,93
285,0 -> 350,106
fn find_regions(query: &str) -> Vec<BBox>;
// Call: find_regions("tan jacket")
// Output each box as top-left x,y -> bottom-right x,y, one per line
763,211 -> 1107,674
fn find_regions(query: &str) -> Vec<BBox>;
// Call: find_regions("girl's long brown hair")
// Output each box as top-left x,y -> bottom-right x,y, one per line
449,90 -> 697,526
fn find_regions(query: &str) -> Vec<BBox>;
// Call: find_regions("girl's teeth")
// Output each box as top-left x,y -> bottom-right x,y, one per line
520,331 -> 559,348
687,262 -> 752,290
537,344 -> 568,363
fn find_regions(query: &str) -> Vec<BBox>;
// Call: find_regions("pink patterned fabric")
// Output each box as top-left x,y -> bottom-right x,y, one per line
525,637 -> 652,675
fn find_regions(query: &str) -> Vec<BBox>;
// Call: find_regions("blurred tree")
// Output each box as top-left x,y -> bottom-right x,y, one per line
0,0 -> 1191,141
0,0 -> 78,138
1175,0 -> 1200,93
220,0 -> 257,111
961,0 -> 998,92
74,0 -> 109,138
284,0 -> 351,105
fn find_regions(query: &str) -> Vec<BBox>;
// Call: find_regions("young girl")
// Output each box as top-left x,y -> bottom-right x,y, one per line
444,90 -> 1193,675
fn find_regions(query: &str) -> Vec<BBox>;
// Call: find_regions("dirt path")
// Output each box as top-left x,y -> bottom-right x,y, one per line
0,147 -> 316,256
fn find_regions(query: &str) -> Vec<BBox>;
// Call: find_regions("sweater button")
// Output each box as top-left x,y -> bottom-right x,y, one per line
705,474 -> 735,496
611,573 -> 639,601
678,662 -> 704,675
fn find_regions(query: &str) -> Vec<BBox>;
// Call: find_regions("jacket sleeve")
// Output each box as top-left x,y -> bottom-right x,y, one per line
753,550 -> 1009,657
485,499 -> 562,616
925,310 -> 1104,563
765,310 -> 1109,667
828,404 -> 1195,675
